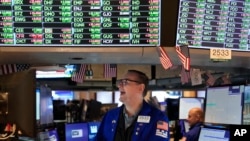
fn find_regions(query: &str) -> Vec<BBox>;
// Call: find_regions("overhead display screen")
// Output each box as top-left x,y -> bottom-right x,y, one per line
176,0 -> 250,51
0,0 -> 161,46
205,85 -> 244,125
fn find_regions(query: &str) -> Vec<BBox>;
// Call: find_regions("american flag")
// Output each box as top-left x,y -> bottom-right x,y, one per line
0,64 -> 30,75
175,45 -> 190,71
104,64 -> 117,78
180,66 -> 190,85
157,120 -> 168,131
157,46 -> 173,70
71,64 -> 87,83
205,72 -> 215,86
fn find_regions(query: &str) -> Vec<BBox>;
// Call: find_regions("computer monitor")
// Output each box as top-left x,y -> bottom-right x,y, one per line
88,122 -> 101,141
205,85 -> 244,125
243,85 -> 250,125
65,123 -> 89,141
52,90 -> 74,104
198,127 -> 230,141
37,128 -> 59,141
39,85 -> 54,128
0,69 -> 37,138
36,64 -> 76,79
36,89 -> 41,121
179,98 -> 204,119
96,91 -> 113,104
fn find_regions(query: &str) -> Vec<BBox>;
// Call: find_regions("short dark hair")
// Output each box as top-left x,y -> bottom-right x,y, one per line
127,70 -> 149,97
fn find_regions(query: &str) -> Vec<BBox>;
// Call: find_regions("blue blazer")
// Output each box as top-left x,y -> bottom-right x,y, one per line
95,100 -> 170,141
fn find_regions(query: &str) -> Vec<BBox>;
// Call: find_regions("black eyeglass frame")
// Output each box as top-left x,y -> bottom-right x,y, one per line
116,79 -> 142,86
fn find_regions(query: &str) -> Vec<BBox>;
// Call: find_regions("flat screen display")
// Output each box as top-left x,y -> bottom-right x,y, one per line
65,123 -> 89,141
36,65 -> 75,78
38,129 -> 59,141
0,0 -> 161,46
205,85 -> 244,125
88,122 -> 101,141
243,85 -> 250,125
179,98 -> 204,119
96,91 -> 113,104
176,0 -> 250,51
39,86 -> 54,126
52,90 -> 74,104
198,127 -> 230,141
36,89 -> 40,120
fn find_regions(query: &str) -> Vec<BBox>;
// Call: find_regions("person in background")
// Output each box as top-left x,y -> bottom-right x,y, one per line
181,107 -> 204,141
95,70 -> 169,141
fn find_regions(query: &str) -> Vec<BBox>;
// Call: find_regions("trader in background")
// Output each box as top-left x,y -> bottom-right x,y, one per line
181,107 -> 204,141
95,69 -> 169,141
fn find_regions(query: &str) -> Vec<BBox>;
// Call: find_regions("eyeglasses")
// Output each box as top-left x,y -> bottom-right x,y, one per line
116,79 -> 142,86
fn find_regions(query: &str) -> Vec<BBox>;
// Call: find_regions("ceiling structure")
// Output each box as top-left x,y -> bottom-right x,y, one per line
1,47 -> 250,69
1,46 -> 250,88
1,46 -> 250,67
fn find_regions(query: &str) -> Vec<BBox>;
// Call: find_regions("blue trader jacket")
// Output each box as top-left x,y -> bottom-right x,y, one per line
184,122 -> 203,141
95,100 -> 169,141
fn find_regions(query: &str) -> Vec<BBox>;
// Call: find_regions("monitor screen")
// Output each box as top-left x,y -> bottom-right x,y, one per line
52,90 -> 74,104
243,85 -> 250,125
39,85 -> 54,126
179,97 -> 204,119
197,90 -> 206,98
36,89 -> 40,121
114,91 -> 123,107
205,85 -> 244,125
65,123 -> 89,141
37,129 -> 59,141
88,122 -> 101,141
96,91 -> 113,104
176,0 -> 250,51
36,65 -> 75,79
0,0 -> 161,46
198,127 -> 230,141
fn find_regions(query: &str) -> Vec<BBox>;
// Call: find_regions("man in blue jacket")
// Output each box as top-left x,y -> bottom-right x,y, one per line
180,107 -> 204,141
95,70 -> 169,141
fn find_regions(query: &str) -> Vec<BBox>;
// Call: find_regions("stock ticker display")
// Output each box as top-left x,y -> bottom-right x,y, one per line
176,0 -> 250,51
0,0 -> 161,46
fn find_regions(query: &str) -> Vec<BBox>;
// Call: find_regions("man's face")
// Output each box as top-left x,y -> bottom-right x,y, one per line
117,72 -> 143,105
187,110 -> 199,126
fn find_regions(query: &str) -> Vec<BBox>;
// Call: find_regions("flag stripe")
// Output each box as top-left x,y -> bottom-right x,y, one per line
71,64 -> 86,83
0,64 -> 30,75
206,72 -> 215,86
185,58 -> 190,71
104,64 -> 117,78
181,66 -> 190,84
157,121 -> 168,130
158,46 -> 173,70
176,45 -> 190,71
176,47 -> 186,63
